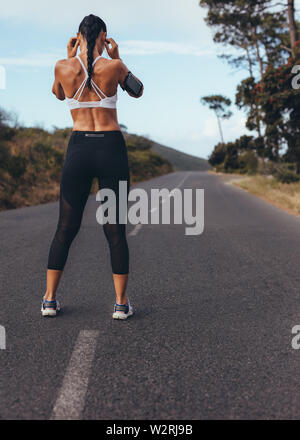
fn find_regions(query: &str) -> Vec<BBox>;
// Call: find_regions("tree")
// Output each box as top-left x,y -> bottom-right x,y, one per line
199,0 -> 300,172
208,143 -> 227,166
0,107 -> 16,141
209,135 -> 258,173
208,141 -> 239,171
288,0 -> 298,57
201,95 -> 232,143
199,1 -> 287,78
199,0 -> 293,143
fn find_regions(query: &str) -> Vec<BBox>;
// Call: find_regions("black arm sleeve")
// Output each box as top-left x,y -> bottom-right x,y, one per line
120,71 -> 143,97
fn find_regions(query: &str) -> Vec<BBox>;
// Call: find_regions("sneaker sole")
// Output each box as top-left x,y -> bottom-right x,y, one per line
42,311 -> 57,317
41,308 -> 60,317
112,310 -> 134,320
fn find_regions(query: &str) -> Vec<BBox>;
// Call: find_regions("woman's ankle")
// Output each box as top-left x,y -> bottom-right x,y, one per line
44,292 -> 56,301
115,296 -> 128,305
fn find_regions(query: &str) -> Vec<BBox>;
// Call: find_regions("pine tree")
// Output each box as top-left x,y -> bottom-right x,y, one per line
201,95 -> 232,143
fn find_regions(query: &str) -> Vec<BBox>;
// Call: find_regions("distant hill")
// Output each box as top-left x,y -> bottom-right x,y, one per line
150,141 -> 210,171
123,132 -> 210,171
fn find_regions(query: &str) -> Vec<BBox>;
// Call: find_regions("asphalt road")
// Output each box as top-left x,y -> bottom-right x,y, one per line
1,171 -> 300,420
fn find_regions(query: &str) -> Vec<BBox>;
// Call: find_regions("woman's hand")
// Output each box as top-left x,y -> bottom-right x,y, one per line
67,37 -> 79,59
104,38 -> 120,60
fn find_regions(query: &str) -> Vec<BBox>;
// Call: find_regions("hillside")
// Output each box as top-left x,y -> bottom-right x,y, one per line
151,141 -> 210,171
0,122 -> 173,211
123,132 -> 209,171
0,109 -> 210,211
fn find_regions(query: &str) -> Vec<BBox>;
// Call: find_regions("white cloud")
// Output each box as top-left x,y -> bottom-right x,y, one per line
0,0 -> 208,37
223,115 -> 250,141
0,40 -> 216,68
202,113 -> 251,142
120,40 -> 214,56
202,117 -> 220,138
0,0 -> 237,67
161,114 -> 252,159
0,52 -> 62,67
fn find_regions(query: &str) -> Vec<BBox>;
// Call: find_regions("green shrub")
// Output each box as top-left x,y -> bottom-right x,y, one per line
209,143 -> 227,166
0,126 -> 16,141
125,135 -> 152,151
128,150 -> 172,181
0,142 -> 10,169
31,142 -> 63,172
257,158 -> 278,175
7,155 -> 28,180
274,163 -> 300,183
126,141 -> 137,152
238,151 -> 258,174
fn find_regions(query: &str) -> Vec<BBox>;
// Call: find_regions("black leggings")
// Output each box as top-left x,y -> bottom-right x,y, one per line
47,130 -> 130,274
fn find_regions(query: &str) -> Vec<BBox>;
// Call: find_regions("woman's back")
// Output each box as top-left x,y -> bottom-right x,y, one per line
54,54 -> 123,131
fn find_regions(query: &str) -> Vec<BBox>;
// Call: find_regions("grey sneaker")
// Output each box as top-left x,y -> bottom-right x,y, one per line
41,299 -> 61,317
112,300 -> 134,320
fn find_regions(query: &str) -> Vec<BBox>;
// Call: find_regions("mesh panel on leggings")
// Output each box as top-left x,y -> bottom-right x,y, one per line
47,193 -> 83,270
103,223 -> 129,274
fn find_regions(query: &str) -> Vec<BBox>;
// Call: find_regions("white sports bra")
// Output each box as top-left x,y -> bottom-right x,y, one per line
66,54 -> 118,110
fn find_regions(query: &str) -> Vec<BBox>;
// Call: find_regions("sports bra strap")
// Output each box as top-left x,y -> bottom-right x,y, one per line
76,78 -> 88,101
71,75 -> 86,100
69,54 -> 114,105
91,79 -> 107,99
76,55 -> 88,78
76,54 -> 103,76
92,55 -> 102,66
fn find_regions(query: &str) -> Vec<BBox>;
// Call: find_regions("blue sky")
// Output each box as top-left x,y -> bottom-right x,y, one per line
0,0 -> 298,159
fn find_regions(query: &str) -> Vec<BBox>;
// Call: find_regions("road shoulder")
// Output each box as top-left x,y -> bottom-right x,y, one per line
209,170 -> 300,219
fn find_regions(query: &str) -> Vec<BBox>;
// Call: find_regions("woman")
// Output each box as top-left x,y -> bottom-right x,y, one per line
41,14 -> 143,319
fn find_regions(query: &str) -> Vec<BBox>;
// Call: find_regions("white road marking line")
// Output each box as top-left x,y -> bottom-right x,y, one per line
129,223 -> 142,236
51,330 -> 99,420
175,172 -> 191,189
129,172 -> 191,237
0,325 -> 6,350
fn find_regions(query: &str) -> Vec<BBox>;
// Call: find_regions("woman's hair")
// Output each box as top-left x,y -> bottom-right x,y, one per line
78,14 -> 107,90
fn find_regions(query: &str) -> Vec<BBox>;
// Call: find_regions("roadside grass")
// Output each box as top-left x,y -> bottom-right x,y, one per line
233,175 -> 300,216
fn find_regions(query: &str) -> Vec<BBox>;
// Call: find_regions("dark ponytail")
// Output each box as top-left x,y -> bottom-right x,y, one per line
78,14 -> 107,90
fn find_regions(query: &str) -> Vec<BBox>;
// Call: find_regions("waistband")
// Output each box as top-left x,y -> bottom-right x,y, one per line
70,130 -> 123,142
71,130 -> 122,136
69,130 -> 125,147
